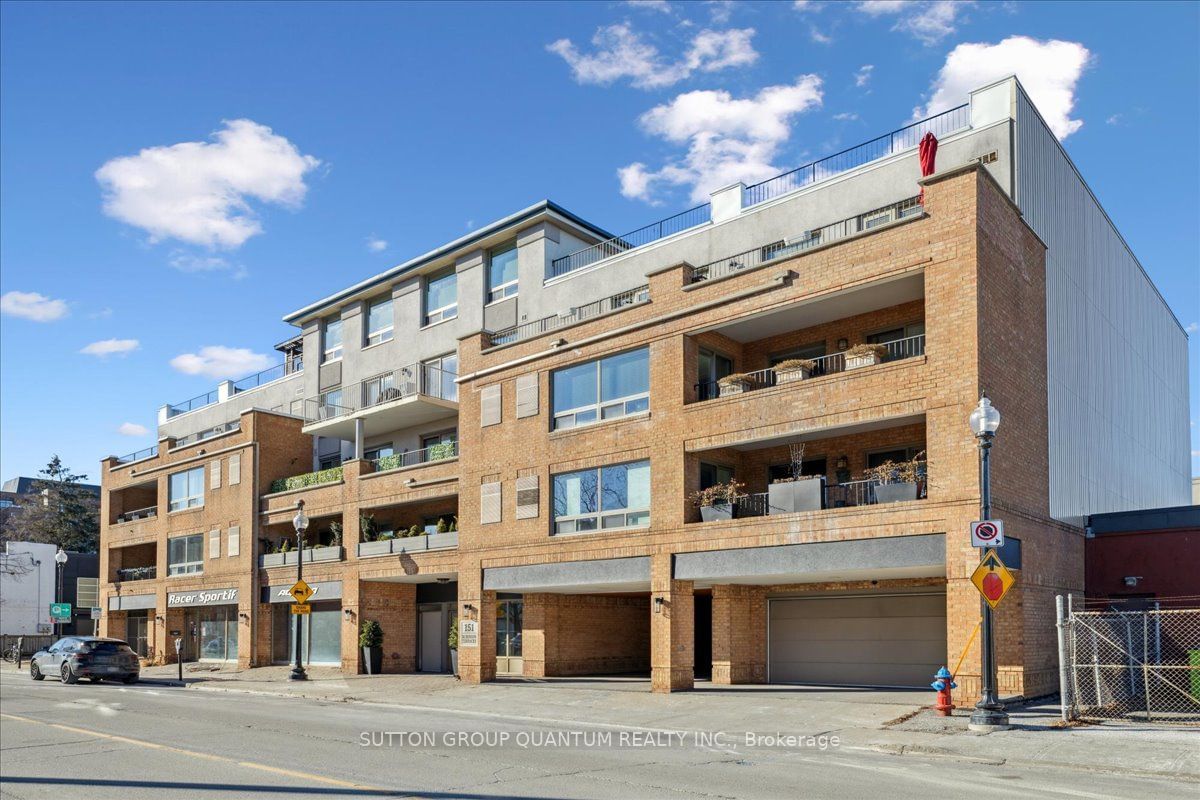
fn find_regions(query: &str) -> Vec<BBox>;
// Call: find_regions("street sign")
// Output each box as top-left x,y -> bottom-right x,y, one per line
970,549 -> 1016,609
291,603 -> 312,615
289,579 -> 314,604
970,519 -> 1005,548
49,602 -> 72,621
90,607 -> 102,620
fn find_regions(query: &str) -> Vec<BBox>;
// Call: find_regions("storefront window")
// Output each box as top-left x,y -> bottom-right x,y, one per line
273,602 -> 341,665
191,605 -> 238,661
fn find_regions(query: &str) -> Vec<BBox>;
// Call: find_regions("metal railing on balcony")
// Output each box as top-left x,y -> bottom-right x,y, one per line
487,285 -> 650,347
743,104 -> 970,207
172,420 -> 241,448
232,360 -> 299,393
166,390 -> 218,417
550,204 -> 711,279
296,364 -> 457,424
372,440 -> 459,472
115,566 -> 157,582
115,505 -> 158,524
713,479 -> 928,520
114,445 -> 158,465
689,196 -> 923,285
696,334 -> 925,400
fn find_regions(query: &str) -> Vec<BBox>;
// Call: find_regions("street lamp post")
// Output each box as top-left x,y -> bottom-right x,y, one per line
54,548 -> 68,637
968,394 -> 1010,731
290,500 -> 309,681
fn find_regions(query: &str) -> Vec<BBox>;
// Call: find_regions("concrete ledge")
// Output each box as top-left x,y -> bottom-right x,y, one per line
484,556 -> 651,593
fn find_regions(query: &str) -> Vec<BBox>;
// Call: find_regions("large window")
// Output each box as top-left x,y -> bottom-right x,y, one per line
487,242 -> 519,303
167,533 -> 204,576
168,467 -> 205,512
323,316 -> 344,362
552,348 -> 648,430
421,353 -> 458,401
365,296 -> 394,346
552,460 -> 650,534
424,267 -> 458,325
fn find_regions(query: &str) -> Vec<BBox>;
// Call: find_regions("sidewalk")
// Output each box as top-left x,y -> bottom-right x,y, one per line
129,663 -> 1200,782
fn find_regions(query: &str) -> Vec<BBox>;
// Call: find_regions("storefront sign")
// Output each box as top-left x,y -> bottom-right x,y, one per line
108,593 -> 156,611
167,587 -> 239,607
263,581 -> 342,604
460,619 -> 479,648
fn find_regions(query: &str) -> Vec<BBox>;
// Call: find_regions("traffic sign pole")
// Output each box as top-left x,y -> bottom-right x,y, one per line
970,425 -> 1010,732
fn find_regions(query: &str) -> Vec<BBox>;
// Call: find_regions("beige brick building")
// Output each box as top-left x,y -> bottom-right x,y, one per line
99,78 -> 1189,703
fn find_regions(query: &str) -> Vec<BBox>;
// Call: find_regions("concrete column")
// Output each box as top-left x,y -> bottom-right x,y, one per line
709,182 -> 745,224
217,380 -> 235,403
651,553 -> 693,693
354,418 -> 365,460
711,585 -> 766,684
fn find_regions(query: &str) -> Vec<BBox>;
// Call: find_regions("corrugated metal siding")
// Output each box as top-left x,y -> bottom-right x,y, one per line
1014,88 -> 1190,521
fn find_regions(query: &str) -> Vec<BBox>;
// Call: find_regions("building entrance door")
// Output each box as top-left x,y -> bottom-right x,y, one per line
126,612 -> 149,659
419,610 -> 444,672
495,599 -> 523,675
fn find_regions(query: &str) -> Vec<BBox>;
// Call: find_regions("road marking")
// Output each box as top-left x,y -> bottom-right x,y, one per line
0,712 -> 387,792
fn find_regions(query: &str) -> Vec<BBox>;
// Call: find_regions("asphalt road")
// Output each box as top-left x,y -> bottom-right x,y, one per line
0,669 -> 1193,800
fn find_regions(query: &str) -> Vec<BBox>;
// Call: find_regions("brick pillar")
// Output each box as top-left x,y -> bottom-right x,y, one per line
522,593 -> 551,678
254,602 -> 274,666
359,581 -> 416,673
457,561 -> 496,684
651,553 -> 693,693
163,607 -> 186,664
711,585 -> 766,684
342,579 -> 362,673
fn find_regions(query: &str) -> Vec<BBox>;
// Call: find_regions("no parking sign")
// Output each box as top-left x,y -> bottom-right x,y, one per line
970,519 -> 1004,548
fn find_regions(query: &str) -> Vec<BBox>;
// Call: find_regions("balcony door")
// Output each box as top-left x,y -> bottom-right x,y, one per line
697,348 -> 733,401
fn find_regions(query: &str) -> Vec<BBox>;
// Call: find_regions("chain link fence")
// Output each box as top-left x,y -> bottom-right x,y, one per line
1058,597 -> 1200,724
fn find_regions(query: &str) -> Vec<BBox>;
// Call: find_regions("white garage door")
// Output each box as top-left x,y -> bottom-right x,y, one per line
768,592 -> 946,688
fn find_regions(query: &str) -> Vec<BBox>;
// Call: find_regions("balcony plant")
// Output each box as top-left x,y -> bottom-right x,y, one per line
864,450 -> 926,504
448,615 -> 459,676
359,513 -> 376,543
428,440 -> 457,461
268,465 -> 344,495
773,358 -> 816,385
768,443 -> 825,513
692,480 -> 746,522
359,619 -> 383,675
717,373 -> 752,396
374,452 -> 404,472
844,343 -> 887,370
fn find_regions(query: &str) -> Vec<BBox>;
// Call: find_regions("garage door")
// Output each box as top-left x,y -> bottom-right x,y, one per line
768,592 -> 946,687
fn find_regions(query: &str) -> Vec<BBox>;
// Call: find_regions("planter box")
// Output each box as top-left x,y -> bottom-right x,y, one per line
845,352 -> 882,370
260,546 -> 343,568
717,380 -> 749,396
357,540 -> 395,558
699,503 -> 734,522
425,532 -> 459,550
362,646 -> 382,675
768,476 -> 825,514
873,482 -> 918,504
775,367 -> 812,384
450,649 -> 459,676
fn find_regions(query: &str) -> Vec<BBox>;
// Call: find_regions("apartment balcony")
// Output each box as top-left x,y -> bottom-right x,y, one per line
357,498 -> 458,559
108,479 -> 158,527
109,541 -> 157,584
486,284 -> 650,349
298,363 -> 457,440
114,566 -> 157,582
259,514 -> 345,570
259,546 -> 344,569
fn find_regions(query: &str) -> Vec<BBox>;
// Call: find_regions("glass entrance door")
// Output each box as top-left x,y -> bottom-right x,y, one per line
495,599 -> 523,675
126,612 -> 149,658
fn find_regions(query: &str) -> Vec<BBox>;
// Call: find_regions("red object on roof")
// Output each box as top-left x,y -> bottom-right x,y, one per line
917,132 -> 938,204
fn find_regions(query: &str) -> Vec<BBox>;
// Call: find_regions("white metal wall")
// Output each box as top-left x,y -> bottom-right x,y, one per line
1013,86 -> 1191,522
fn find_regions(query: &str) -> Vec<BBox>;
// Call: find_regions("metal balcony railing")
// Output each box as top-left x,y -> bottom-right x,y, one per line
172,420 -> 241,448
296,364 -> 458,424
114,445 -> 158,465
708,479 -> 928,520
550,205 -> 711,279
166,390 -> 218,417
487,285 -> 650,347
689,196 -> 923,285
115,566 -> 157,582
372,440 -> 459,472
696,334 -> 925,401
115,505 -> 158,524
743,104 -> 970,207
232,360 -> 300,393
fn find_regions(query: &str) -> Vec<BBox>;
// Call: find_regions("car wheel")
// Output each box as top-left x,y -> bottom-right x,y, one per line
30,661 -> 44,681
122,675 -> 138,685
60,663 -> 78,684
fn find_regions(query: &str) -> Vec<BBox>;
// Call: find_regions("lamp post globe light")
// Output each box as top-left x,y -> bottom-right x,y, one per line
968,393 -> 1010,731
290,500 -> 309,681
54,548 -> 68,636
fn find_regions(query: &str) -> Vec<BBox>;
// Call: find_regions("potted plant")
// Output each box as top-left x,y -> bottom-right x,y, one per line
359,619 -> 383,675
717,373 -> 752,396
773,358 -> 816,384
865,450 -> 926,504
844,343 -> 887,370
447,616 -> 459,676
691,480 -> 746,522
768,443 -> 825,513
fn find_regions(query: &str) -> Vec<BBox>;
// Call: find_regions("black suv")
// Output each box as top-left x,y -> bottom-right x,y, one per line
29,637 -> 140,684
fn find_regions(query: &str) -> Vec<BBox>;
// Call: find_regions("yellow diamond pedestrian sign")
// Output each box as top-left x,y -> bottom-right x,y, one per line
289,579 -> 314,604
970,549 -> 1015,609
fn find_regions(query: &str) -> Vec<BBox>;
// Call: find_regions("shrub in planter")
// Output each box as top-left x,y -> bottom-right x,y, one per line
359,620 -> 384,675
359,514 -> 376,543
863,451 -> 926,504
773,358 -> 816,384
269,465 -> 344,494
716,373 -> 751,396
691,480 -> 746,521
844,343 -> 887,370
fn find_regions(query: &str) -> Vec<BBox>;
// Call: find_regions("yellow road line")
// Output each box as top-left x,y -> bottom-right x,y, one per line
0,712 -> 385,791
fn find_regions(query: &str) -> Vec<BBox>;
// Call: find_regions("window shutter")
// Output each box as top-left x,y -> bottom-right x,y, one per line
208,529 -> 221,559
210,460 -> 221,490
515,374 -> 539,419
227,526 -> 240,557
480,481 -> 502,524
229,454 -> 241,486
481,384 -> 501,427
515,475 -> 539,519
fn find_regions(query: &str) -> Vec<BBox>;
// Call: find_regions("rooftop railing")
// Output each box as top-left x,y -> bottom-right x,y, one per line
487,284 -> 650,348
550,204 -> 711,279
172,420 -> 241,449
166,390 -> 218,417
298,364 -> 458,424
743,104 -> 970,207
114,445 -> 158,465
232,360 -> 299,393
689,196 -> 922,285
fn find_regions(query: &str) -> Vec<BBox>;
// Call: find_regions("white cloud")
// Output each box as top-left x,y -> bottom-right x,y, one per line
856,1 -> 969,45
626,0 -> 671,12
0,291 -> 69,322
81,338 -> 140,358
793,0 -> 815,9
855,64 -> 875,88
810,27 -> 833,45
833,112 -> 860,121
168,250 -> 248,279
118,422 -> 149,437
366,236 -> 388,252
917,36 -> 1091,139
89,307 -> 114,319
706,0 -> 736,23
619,75 -> 824,204
95,119 -> 320,249
548,23 -> 758,90
1106,114 -> 1123,126
170,345 -> 272,380
1185,322 -> 1198,334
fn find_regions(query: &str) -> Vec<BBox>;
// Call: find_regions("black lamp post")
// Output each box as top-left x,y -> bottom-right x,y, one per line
968,393 -> 1010,731
290,500 -> 309,681
54,548 -> 68,636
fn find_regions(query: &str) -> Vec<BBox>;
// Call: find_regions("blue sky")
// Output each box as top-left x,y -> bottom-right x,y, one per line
1,0 -> 1197,483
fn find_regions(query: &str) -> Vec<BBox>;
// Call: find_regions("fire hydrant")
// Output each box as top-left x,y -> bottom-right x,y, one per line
931,666 -> 956,716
